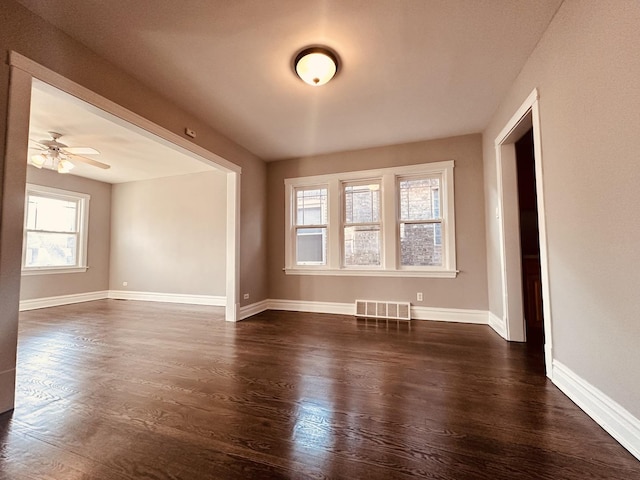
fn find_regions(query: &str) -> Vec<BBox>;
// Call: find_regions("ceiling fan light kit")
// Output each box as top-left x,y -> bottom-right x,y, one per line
30,153 -> 46,168
294,46 -> 339,86
29,131 -> 110,174
30,152 -> 75,173
57,158 -> 74,173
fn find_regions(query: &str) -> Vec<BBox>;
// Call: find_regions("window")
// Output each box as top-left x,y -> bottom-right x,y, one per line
284,161 -> 456,277
22,184 -> 90,274
294,187 -> 328,265
343,181 -> 381,267
398,177 -> 442,266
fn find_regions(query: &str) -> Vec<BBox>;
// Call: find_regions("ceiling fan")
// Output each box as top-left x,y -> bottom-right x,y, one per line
29,132 -> 110,173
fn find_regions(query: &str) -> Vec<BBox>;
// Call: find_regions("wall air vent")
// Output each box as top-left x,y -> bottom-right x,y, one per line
355,300 -> 411,321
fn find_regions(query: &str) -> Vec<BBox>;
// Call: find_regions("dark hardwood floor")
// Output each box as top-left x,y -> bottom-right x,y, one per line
0,300 -> 638,479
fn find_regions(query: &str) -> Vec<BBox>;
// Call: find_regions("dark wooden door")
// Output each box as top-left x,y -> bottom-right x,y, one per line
522,255 -> 544,345
515,128 -> 544,351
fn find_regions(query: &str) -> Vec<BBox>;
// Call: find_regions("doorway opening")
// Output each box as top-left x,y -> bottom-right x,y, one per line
515,128 -> 544,352
494,88 -> 552,376
0,51 -> 242,414
6,52 -> 241,322
20,79 -> 228,314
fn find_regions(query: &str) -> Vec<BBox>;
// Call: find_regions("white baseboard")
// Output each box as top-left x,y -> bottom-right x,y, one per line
412,306 -> 488,324
239,299 -> 488,324
19,290 -> 109,311
269,299 -> 354,315
19,290 -> 225,311
108,290 -> 225,306
552,359 -> 640,461
488,310 -> 507,339
19,293 -> 489,326
239,299 -> 352,320
238,299 -> 270,320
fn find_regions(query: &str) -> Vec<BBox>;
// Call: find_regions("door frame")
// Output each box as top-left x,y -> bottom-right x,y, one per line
494,88 -> 553,375
5,51 -> 241,321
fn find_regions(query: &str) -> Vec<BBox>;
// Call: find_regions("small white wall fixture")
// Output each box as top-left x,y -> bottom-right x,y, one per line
494,88 -> 553,376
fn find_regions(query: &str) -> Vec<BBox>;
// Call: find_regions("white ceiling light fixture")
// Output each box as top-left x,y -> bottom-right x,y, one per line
294,46 -> 340,86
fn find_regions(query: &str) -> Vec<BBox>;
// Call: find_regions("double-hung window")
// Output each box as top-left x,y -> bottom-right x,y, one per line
284,160 -> 456,277
22,184 -> 90,274
398,176 -> 443,266
294,186 -> 328,265
343,181 -> 381,267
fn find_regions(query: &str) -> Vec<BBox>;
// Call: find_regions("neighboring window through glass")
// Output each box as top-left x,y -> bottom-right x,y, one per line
295,187 -> 328,265
343,181 -> 381,266
399,177 -> 443,266
432,187 -> 441,246
24,192 -> 83,268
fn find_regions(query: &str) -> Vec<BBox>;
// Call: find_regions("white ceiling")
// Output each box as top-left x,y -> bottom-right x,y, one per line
29,79 -> 216,184
18,0 -> 562,161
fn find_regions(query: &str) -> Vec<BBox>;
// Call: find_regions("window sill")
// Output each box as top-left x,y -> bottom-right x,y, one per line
22,266 -> 88,276
284,268 -> 458,278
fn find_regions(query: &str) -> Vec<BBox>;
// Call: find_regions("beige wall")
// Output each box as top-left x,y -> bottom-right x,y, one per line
20,166 -> 111,300
0,0 -> 267,413
268,134 -> 488,309
109,171 -> 226,296
483,0 -> 640,417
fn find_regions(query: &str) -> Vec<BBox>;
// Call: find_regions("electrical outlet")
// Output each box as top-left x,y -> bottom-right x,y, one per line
122,281 -> 128,287
243,293 -> 250,300
417,292 -> 423,301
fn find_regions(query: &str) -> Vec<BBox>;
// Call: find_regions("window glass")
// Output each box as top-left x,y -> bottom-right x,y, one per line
399,223 -> 442,266
399,178 -> 440,221
26,195 -> 77,232
296,228 -> 325,264
399,176 -> 443,267
344,184 -> 380,224
344,225 -> 381,266
343,182 -> 381,267
25,232 -> 77,267
295,187 -> 328,265
296,188 -> 327,225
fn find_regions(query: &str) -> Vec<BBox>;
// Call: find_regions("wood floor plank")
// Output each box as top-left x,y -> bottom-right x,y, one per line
0,300 -> 638,479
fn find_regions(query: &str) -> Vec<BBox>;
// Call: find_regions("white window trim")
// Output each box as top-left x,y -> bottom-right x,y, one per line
22,183 -> 90,275
284,160 -> 457,278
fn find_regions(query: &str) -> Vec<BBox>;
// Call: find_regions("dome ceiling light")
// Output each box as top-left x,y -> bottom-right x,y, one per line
293,46 -> 340,86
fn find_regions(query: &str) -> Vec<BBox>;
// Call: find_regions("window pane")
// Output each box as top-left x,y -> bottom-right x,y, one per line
296,188 -> 327,226
344,183 -> 380,224
344,225 -> 381,266
399,178 -> 440,221
432,187 -> 440,218
25,231 -> 77,267
400,223 -> 442,266
27,195 -> 78,232
296,227 -> 326,264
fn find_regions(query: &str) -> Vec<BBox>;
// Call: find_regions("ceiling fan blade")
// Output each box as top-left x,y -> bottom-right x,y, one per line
63,146 -> 100,155
29,141 -> 47,150
68,154 -> 111,170
37,139 -> 68,148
